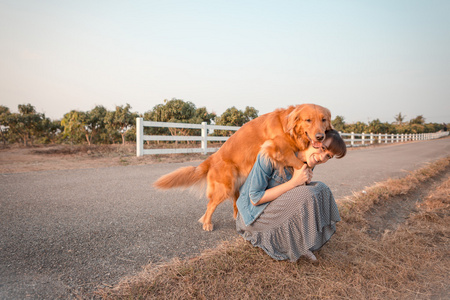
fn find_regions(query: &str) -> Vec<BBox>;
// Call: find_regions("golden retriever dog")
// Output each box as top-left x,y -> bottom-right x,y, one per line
153,104 -> 332,231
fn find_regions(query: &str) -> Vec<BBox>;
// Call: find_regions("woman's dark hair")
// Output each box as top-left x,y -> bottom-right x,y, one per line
324,129 -> 347,159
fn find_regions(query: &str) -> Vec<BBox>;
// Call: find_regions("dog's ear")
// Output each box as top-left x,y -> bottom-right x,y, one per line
286,105 -> 305,133
323,107 -> 333,130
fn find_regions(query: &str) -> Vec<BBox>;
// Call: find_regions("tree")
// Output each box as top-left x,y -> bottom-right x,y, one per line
216,106 -> 259,127
332,115 -> 346,132
367,119 -> 392,134
409,123 -> 425,133
144,99 -> 216,139
0,105 -> 11,144
7,104 -> 46,146
192,107 -> 216,124
61,110 -> 85,145
410,115 -> 425,125
394,112 -> 406,125
214,106 -> 258,137
346,121 -> 368,133
44,119 -> 63,144
80,105 -> 108,145
147,99 -> 196,123
243,106 -> 259,122
105,104 -> 138,145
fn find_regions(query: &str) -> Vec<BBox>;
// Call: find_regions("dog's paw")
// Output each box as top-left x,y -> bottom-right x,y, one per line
198,215 -> 214,231
202,223 -> 214,231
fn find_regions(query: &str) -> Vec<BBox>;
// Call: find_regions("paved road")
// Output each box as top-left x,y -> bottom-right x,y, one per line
1,138 -> 449,299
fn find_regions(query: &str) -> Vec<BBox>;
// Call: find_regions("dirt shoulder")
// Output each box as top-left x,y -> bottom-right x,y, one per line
0,144 -> 208,173
1,143 -> 366,174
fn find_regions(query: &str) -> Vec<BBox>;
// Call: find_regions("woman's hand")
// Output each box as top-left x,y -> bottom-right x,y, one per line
289,164 -> 313,187
253,164 -> 313,206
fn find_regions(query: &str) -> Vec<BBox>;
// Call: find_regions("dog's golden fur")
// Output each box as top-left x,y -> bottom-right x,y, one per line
153,104 -> 332,231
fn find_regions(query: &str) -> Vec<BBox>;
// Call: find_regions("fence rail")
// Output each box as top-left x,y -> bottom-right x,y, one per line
339,131 -> 449,147
136,118 -> 449,156
136,119 -> 240,156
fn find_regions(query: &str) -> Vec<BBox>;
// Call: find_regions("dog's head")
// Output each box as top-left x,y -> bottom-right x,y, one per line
286,104 -> 332,149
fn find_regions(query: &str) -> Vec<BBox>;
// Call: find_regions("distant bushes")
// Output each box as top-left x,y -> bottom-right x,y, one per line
332,114 -> 446,134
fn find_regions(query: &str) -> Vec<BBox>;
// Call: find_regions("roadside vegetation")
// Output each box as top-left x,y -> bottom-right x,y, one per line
97,156 -> 449,299
1,99 -> 447,147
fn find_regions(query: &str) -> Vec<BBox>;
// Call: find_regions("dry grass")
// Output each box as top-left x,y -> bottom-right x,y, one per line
97,157 -> 450,300
339,156 -> 449,224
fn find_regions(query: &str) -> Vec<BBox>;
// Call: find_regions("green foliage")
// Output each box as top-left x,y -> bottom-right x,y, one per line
394,112 -> 406,125
332,115 -> 346,132
105,104 -> 138,144
4,104 -> 48,146
61,110 -> 85,145
0,105 -> 11,144
345,121 -> 368,134
336,113 -> 446,135
80,105 -> 108,145
143,99 -> 216,138
215,106 -> 258,127
149,99 -> 196,123
367,119 -> 392,134
44,119 -> 63,144
144,98 -> 216,123
213,106 -> 259,137
410,115 -> 425,125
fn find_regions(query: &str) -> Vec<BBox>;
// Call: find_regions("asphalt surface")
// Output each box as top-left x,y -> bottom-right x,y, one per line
1,137 -> 449,299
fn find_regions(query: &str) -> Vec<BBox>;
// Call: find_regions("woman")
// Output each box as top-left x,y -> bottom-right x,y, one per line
236,129 -> 347,262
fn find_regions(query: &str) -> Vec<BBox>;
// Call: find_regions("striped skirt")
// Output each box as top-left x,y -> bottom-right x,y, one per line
236,181 -> 341,262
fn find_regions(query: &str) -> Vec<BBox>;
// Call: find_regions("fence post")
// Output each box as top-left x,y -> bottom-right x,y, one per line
136,117 -> 144,157
201,122 -> 208,155
370,132 -> 374,145
351,132 -> 355,147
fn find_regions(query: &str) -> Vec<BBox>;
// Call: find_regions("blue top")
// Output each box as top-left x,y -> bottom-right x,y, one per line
236,153 -> 293,226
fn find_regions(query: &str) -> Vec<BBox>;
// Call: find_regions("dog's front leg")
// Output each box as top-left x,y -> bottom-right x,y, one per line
262,137 -> 305,169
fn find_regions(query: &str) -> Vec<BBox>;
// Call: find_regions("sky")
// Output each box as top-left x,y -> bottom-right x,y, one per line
1,0 -> 449,124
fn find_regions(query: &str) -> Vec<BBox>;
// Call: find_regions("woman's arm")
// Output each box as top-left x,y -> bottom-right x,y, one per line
251,164 -> 312,205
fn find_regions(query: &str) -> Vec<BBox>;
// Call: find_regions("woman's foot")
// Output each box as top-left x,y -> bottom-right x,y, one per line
304,250 -> 317,261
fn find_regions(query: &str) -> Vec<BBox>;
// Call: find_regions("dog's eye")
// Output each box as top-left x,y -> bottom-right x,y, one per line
322,118 -> 327,122
306,119 -> 311,123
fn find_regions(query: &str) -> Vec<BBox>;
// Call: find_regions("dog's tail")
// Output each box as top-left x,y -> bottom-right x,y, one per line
153,158 -> 210,192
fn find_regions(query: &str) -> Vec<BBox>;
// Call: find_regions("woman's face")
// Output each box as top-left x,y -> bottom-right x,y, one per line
304,138 -> 334,168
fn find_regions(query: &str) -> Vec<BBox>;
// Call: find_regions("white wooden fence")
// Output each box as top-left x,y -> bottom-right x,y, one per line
136,118 -> 449,156
339,131 -> 449,147
136,118 -> 240,156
